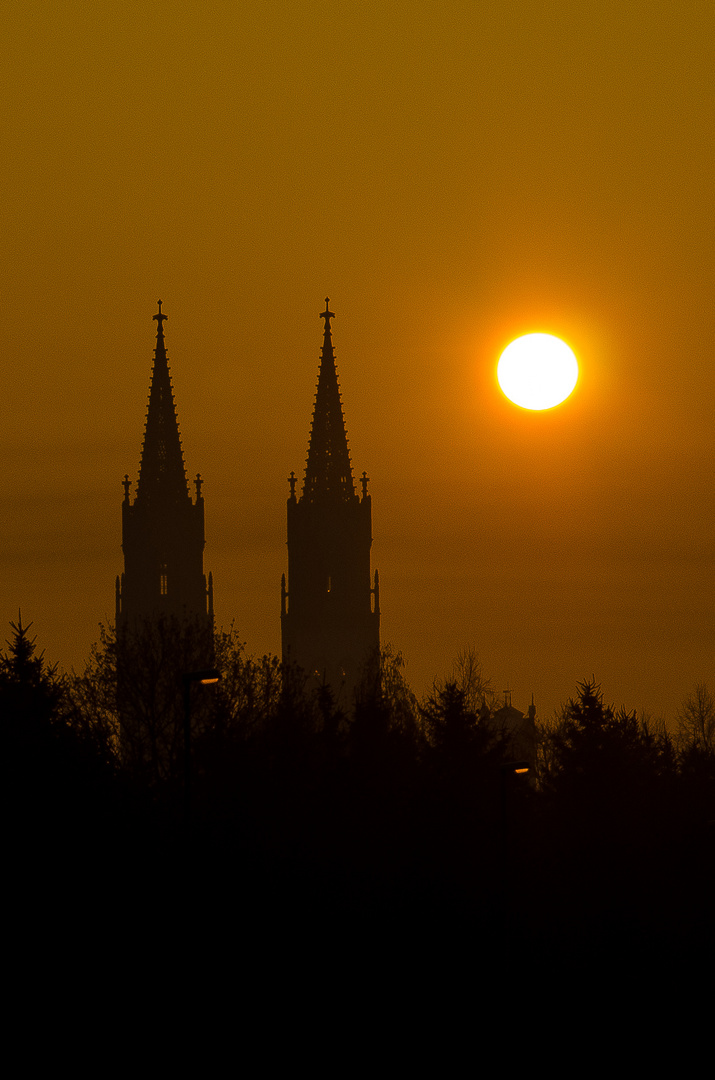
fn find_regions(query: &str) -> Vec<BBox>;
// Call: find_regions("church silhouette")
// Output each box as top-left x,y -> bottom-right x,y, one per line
116,302 -> 213,632
116,299 -> 379,700
281,299 -> 380,701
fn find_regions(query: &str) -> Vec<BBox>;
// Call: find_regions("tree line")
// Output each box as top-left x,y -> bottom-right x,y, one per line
3,614 -> 713,970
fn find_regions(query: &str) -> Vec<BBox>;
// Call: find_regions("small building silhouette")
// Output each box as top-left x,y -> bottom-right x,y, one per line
491,691 -> 537,765
116,302 -> 213,630
281,300 -> 380,703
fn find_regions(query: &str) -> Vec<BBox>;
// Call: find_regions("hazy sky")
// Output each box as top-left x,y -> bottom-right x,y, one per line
2,1 -> 713,720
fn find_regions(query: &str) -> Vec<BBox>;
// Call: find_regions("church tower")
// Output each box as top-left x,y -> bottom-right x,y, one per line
281,300 -> 380,701
116,302 -> 213,630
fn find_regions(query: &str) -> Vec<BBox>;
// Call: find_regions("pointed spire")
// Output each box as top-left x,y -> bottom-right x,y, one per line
302,299 -> 355,503
136,301 -> 189,508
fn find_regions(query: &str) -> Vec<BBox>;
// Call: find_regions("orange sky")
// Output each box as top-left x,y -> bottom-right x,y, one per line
2,1 -> 713,721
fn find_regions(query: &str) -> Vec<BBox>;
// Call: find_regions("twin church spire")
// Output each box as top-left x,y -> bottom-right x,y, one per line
302,299 -> 356,505
116,302 -> 212,629
135,301 -> 190,509
282,300 -> 380,698
117,298 -> 379,697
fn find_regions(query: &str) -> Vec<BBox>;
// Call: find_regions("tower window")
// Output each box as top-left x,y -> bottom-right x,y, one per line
160,565 -> 168,596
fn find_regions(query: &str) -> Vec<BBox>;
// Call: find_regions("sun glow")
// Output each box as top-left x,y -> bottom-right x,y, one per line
497,334 -> 578,410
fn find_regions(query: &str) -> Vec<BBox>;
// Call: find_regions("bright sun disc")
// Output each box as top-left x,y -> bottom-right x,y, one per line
497,333 -> 578,410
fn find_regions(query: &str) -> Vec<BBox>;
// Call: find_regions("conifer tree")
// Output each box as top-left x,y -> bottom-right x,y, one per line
0,614 -> 63,734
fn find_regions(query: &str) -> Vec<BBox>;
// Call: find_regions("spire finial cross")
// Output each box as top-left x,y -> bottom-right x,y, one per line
320,298 -> 335,328
153,299 -> 167,330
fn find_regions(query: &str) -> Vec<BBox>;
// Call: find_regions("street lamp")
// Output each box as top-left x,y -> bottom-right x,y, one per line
500,760 -> 530,828
498,759 -> 531,933
183,668 -> 221,829
503,760 -> 530,775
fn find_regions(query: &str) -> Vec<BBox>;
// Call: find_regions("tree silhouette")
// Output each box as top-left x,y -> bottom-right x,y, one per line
442,645 -> 496,714
531,678 -> 689,961
677,682 -> 715,756
71,615 -> 214,793
1,614 -> 63,727
2,617 -> 122,879
543,678 -> 674,805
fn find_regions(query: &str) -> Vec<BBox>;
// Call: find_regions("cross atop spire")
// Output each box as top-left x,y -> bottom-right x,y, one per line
302,299 -> 355,504
135,303 -> 189,508
153,299 -> 167,335
282,301 -> 379,698
320,297 -> 335,329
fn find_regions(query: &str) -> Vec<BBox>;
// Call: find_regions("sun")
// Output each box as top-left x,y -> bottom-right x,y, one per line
497,333 -> 578,410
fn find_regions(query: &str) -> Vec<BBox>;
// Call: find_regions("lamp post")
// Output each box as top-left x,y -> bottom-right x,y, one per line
500,759 -> 530,834
498,760 -> 530,933
183,668 -> 221,831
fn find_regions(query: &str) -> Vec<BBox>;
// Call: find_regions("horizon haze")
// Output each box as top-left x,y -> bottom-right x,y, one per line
2,2 -> 713,722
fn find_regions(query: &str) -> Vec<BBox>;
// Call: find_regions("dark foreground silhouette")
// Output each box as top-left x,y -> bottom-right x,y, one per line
3,618 -> 713,986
